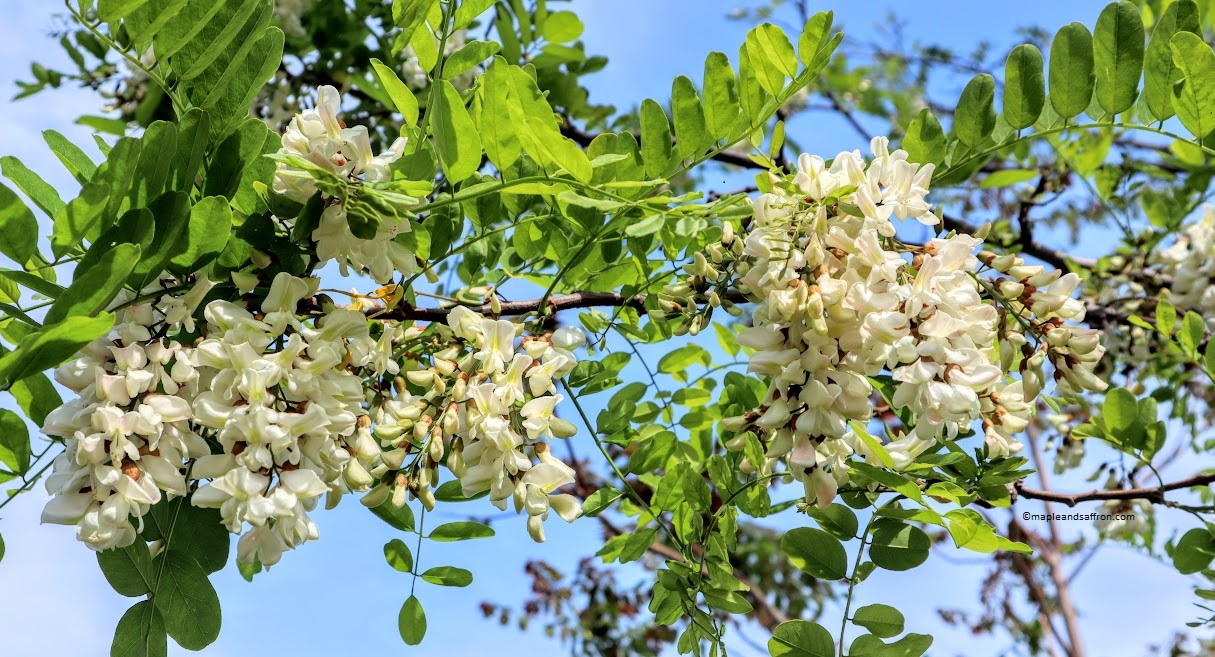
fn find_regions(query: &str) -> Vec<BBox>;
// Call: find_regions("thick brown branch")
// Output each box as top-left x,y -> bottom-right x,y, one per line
1015,472 -> 1215,507
368,289 -> 749,321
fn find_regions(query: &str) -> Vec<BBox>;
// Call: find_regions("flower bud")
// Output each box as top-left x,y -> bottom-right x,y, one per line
360,484 -> 391,508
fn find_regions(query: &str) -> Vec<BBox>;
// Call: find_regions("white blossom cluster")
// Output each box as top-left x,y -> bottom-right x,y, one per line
274,85 -> 415,284
1153,204 -> 1215,326
721,138 -> 1108,507
367,308 -> 586,543
274,0 -> 312,40
39,269 -> 588,559
40,275 -> 213,550
184,273 -> 397,566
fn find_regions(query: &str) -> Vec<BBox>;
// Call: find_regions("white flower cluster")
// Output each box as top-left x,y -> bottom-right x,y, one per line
274,85 -> 415,284
368,310 -> 586,542
185,273 -> 398,566
40,275 -> 213,550
274,0 -> 312,40
40,273 -> 398,565
1153,204 -> 1215,326
722,138 -> 1107,507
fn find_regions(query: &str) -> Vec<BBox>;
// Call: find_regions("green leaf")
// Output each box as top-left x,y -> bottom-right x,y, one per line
443,40 -> 500,78
797,11 -> 834,67
384,539 -> 414,573
51,183 -> 109,259
151,552 -> 221,650
847,460 -> 924,504
1003,44 -> 1045,130
110,600 -> 168,657
671,76 -> 710,160
1049,22 -> 1096,119
369,500 -> 416,532
746,23 -> 797,95
99,0 -> 152,21
581,486 -> 623,517
901,108 -> 946,167
141,502 -> 229,574
805,503 -> 859,541
129,121 -> 178,210
1103,386 -> 1144,449
453,0 -> 494,29
427,521 -> 494,542
0,269 -> 63,299
1144,0 -> 1200,121
702,586 -> 754,614
0,313 -> 115,392
737,46 -> 767,122
432,79 -> 484,183
980,169 -> 1038,189
394,0 -> 439,44
97,543 -> 154,597
130,192 -> 191,287
1174,528 -> 1215,574
702,52 -> 740,141
1179,310 -> 1207,356
852,422 -> 894,469
954,74 -> 997,147
204,118 -> 278,217
0,156 -> 65,219
868,521 -> 930,571
170,109 -> 211,192
1156,297 -> 1177,335
541,10 -> 583,43
398,595 -> 427,646
169,196 -> 231,273
0,409 -> 31,475
657,344 -> 709,374
1170,31 -> 1215,139
780,527 -> 848,580
420,565 -> 473,587
44,243 -> 139,325
1094,1 -> 1145,116
641,98 -> 675,178
767,620 -> 835,657
0,182 -> 39,265
852,604 -> 905,639
849,633 -> 933,657
10,372 -> 62,426
43,129 -> 97,183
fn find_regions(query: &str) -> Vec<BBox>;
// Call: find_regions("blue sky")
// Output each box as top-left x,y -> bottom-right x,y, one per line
0,1 -> 1206,656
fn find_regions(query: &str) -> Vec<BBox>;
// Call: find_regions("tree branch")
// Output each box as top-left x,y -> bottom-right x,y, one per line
367,289 -> 749,321
1014,472 -> 1215,507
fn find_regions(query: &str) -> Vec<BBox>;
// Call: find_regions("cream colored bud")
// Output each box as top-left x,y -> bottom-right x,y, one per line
417,485 -> 435,511
381,448 -> 408,470
405,369 -> 435,386
428,433 -> 445,461
344,459 -> 374,490
550,417 -> 578,439
361,484 -> 391,508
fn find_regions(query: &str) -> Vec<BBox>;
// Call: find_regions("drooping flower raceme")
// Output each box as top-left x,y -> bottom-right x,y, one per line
273,85 -> 416,284
715,138 -> 1108,506
1153,204 -> 1215,326
41,275 -> 213,551
40,270 -> 586,560
369,308 -> 584,543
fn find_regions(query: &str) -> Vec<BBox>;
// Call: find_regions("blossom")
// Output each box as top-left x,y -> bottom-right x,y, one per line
718,137 -> 1108,507
273,85 -> 415,284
